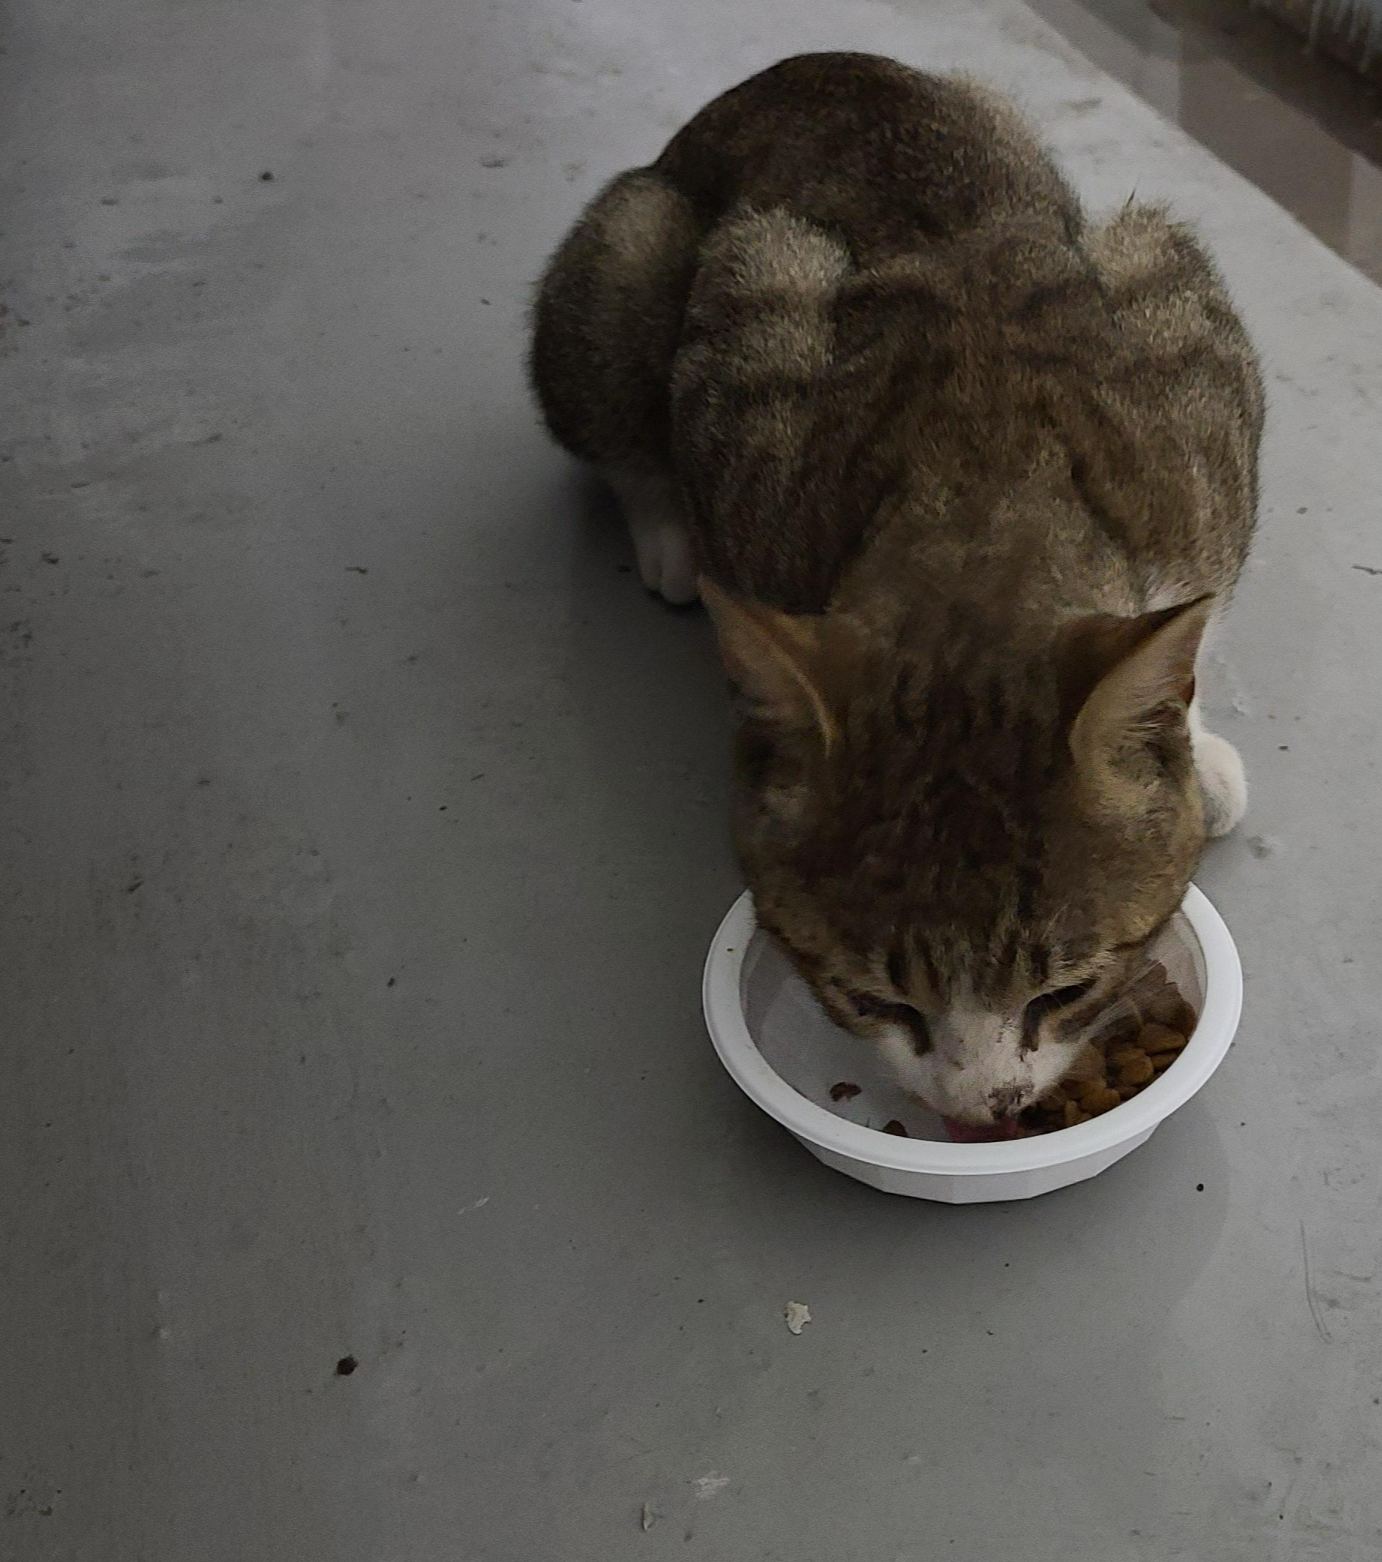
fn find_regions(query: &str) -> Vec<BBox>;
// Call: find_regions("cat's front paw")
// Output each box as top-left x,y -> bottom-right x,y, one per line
1194,729 -> 1247,837
608,470 -> 701,606
631,519 -> 699,606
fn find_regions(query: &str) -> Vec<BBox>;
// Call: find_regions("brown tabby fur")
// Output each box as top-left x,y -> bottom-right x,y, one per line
530,54 -> 1263,1125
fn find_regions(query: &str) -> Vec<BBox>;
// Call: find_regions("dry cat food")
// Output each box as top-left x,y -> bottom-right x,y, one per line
829,1080 -> 862,1102
882,1119 -> 910,1136
1020,963 -> 1196,1134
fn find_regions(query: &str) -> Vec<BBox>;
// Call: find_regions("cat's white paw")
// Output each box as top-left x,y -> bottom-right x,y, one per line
608,470 -> 700,605
631,517 -> 699,605
1194,729 -> 1247,837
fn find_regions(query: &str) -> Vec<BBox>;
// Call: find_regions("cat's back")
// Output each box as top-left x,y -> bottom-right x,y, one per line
828,205 -> 1262,642
655,53 -> 1081,260
666,62 -> 1261,617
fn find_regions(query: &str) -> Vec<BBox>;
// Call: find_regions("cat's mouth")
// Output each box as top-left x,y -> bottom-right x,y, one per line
942,1116 -> 1025,1143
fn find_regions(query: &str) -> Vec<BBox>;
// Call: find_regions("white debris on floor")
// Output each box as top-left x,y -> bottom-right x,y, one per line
784,1301 -> 812,1336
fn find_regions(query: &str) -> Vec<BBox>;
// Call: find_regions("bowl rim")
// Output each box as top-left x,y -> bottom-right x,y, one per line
702,884 -> 1242,1177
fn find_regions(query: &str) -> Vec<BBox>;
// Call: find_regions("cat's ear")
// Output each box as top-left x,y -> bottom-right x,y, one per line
1067,596 -> 1212,772
700,577 -> 846,747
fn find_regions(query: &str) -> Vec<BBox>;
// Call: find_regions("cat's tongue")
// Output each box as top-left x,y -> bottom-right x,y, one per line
943,1117 -> 1025,1143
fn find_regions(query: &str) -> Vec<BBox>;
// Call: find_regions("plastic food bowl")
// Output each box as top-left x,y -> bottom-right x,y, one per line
702,886 -> 1241,1202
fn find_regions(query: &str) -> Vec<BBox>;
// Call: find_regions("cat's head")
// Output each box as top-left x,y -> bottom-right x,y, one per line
703,579 -> 1212,1127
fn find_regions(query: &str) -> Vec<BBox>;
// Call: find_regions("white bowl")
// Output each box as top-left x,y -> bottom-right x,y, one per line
702,885 -> 1241,1202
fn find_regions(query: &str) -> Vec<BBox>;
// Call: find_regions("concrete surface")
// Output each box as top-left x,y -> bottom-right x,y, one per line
2,2 -> 1380,1560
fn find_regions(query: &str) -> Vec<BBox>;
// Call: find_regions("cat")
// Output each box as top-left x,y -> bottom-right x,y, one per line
529,53 -> 1263,1128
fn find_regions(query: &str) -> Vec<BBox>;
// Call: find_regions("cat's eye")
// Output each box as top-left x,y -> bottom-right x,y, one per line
849,991 -> 933,1054
1023,977 -> 1098,1033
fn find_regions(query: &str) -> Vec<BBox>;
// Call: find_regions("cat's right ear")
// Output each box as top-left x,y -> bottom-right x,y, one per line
1066,596 -> 1213,778
700,577 -> 843,749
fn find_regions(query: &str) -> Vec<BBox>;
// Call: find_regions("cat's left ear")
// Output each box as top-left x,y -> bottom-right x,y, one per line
700,576 -> 855,749
1066,596 -> 1213,770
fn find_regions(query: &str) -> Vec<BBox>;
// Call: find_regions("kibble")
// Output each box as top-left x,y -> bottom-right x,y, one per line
1080,1084 -> 1123,1116
1117,1053 -> 1155,1088
1146,989 -> 1197,1036
1138,1022 -> 1188,1056
1021,968 -> 1196,1135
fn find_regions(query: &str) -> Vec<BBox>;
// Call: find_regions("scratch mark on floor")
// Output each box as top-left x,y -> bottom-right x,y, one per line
1300,1218 -> 1333,1343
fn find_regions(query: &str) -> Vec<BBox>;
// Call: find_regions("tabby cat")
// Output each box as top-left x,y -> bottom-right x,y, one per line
529,53 -> 1262,1127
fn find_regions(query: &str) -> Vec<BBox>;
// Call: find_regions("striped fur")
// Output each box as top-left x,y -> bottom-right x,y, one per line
530,54 -> 1263,1125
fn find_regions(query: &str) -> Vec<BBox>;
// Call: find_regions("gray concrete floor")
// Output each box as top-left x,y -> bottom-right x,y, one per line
2,2 -> 1381,1559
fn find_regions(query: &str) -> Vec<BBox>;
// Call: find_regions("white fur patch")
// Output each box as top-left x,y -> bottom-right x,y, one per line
1142,574 -> 1200,614
606,470 -> 699,605
878,1011 -> 1083,1126
1189,700 -> 1248,836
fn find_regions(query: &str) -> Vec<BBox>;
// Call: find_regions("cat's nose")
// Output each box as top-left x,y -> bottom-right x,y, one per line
989,1084 -> 1027,1119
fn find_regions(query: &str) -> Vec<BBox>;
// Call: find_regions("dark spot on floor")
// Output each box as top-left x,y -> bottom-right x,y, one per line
336,1355 -> 358,1376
